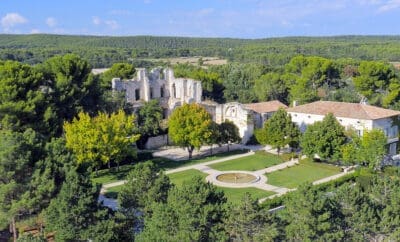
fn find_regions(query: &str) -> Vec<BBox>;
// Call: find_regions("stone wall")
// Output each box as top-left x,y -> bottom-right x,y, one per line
144,134 -> 173,149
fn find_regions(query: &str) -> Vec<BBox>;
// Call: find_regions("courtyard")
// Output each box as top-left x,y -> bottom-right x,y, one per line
98,147 -> 348,204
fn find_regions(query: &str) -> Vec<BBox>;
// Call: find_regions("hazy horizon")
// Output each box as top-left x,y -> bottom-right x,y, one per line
1,0 -> 400,38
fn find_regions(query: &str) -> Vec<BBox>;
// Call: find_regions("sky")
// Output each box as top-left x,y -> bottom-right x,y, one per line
1,0 -> 400,38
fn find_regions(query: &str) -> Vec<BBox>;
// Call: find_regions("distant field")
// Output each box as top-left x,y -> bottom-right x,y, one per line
141,56 -> 227,66
390,62 -> 400,69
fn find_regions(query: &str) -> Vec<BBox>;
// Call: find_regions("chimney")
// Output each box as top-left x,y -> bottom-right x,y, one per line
293,100 -> 298,107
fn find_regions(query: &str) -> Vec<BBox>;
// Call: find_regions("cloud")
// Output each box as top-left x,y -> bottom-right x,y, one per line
92,16 -> 119,30
92,16 -> 101,25
378,0 -> 400,12
46,17 -> 57,27
30,29 -> 40,34
1,13 -> 27,30
105,20 -> 119,29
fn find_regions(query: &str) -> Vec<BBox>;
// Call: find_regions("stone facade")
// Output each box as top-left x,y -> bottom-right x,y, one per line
112,67 -> 202,116
144,134 -> 173,149
112,68 -> 282,144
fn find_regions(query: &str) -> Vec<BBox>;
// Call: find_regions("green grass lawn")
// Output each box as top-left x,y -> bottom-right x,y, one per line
209,151 -> 284,171
92,149 -> 247,185
266,159 -> 342,189
167,169 -> 209,187
104,168 -> 275,203
167,169 -> 274,204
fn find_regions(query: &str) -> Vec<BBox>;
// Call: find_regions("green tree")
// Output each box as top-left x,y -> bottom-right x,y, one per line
40,54 -> 100,136
284,56 -> 340,104
218,120 -> 241,151
0,61 -> 47,134
254,72 -> 288,103
24,138 -> 74,218
100,62 -> 135,89
224,193 -> 278,241
300,113 -> 346,161
353,61 -> 395,98
282,183 -> 344,241
255,108 -> 300,155
342,128 -> 387,168
207,121 -> 221,155
118,161 -> 171,240
334,178 -> 381,240
136,99 -> 164,149
0,129 -> 42,241
221,63 -> 264,103
358,129 -> 387,168
168,103 -> 213,159
45,170 -> 116,241
138,176 -> 227,241
64,110 -> 140,171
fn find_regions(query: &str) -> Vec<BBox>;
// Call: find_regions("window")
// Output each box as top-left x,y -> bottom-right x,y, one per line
150,87 -> 153,99
162,108 -> 168,119
172,84 -> 176,98
135,89 -> 140,100
160,86 -> 164,97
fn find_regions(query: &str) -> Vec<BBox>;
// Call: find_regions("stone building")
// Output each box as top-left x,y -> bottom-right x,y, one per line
112,67 -> 285,144
112,67 -> 202,117
287,101 -> 400,155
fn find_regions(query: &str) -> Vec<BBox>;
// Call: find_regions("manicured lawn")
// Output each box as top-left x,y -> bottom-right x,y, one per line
217,187 -> 275,204
92,149 -> 247,185
167,169 -> 208,187
266,159 -> 342,189
209,151 -> 284,171
104,168 -> 276,203
167,169 -> 274,204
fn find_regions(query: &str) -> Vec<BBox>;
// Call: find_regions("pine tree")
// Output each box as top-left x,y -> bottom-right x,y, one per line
45,170 -> 116,241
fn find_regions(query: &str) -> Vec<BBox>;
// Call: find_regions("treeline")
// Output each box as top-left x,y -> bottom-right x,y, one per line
2,34 -> 400,67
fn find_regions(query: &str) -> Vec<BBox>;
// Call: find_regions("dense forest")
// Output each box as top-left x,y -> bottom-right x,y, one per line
2,34 -> 400,67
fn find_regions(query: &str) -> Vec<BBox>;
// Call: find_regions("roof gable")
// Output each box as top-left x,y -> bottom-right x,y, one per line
244,100 -> 288,113
286,101 -> 400,120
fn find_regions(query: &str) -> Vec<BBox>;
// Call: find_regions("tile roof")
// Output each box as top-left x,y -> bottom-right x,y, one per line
244,100 -> 288,113
286,101 -> 400,120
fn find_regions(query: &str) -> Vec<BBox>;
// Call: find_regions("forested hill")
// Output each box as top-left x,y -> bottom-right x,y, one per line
1,34 -> 400,67
0,34 -> 247,49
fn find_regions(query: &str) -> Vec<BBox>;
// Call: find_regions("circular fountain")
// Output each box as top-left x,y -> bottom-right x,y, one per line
216,172 -> 259,184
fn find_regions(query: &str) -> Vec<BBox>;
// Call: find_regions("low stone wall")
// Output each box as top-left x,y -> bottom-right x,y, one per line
145,134 -> 173,149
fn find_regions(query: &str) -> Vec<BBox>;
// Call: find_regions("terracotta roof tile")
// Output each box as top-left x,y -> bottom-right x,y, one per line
286,101 -> 400,120
244,100 -> 288,113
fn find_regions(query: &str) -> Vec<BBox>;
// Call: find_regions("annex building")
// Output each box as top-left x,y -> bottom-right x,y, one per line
287,101 -> 400,155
